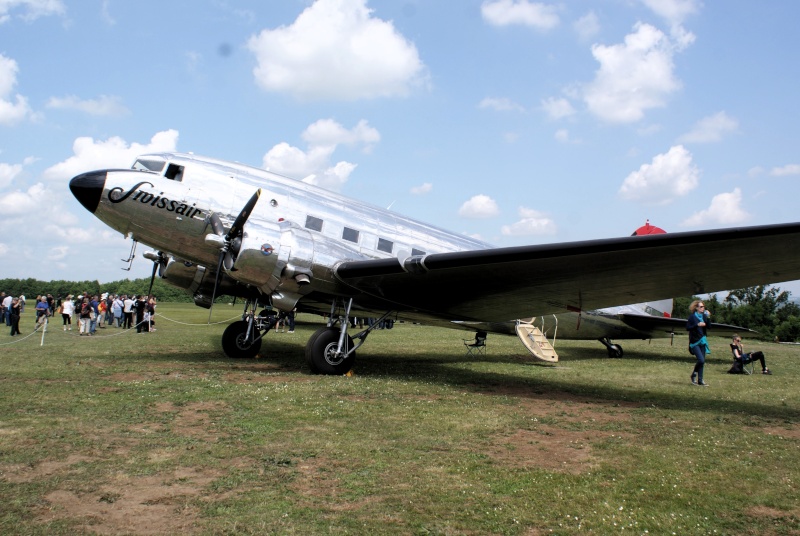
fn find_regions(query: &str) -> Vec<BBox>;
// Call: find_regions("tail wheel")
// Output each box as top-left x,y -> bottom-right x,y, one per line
306,327 -> 355,375
222,320 -> 262,359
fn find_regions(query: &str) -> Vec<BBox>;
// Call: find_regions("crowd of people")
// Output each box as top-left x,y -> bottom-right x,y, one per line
2,291 -> 157,337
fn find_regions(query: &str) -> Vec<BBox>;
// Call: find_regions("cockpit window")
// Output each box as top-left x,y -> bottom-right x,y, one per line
132,159 -> 166,172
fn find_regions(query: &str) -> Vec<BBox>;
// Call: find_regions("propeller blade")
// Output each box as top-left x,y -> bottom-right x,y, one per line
226,189 -> 261,240
147,260 -> 158,297
207,212 -> 225,237
207,250 -> 226,324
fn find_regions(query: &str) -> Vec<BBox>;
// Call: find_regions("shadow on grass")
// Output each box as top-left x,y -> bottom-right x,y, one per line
95,327 -> 798,423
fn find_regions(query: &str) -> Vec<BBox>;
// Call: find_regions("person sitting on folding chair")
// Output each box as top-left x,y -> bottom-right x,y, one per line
728,334 -> 772,375
463,331 -> 487,357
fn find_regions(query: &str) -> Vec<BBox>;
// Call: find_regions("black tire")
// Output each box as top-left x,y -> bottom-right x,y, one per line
305,327 -> 355,375
222,320 -> 262,359
607,344 -> 624,358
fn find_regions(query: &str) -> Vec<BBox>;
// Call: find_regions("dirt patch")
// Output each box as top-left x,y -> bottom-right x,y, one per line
486,393 -> 638,474
2,455 -> 95,484
152,401 -> 230,441
39,467 -> 220,535
761,424 -> 800,440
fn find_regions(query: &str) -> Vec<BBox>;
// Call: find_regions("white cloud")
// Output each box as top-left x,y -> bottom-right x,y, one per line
0,0 -> 65,24
0,53 -> 32,125
682,188 -> 750,227
641,0 -> 699,26
573,11 -> 599,41
0,161 -> 23,188
247,0 -> 427,101
410,182 -> 432,195
770,164 -> 800,177
641,0 -> 698,49
46,95 -> 130,117
262,119 -> 378,191
501,207 -> 557,235
678,111 -> 738,143
554,128 -> 580,144
479,97 -> 525,112
619,145 -> 699,204
458,194 -> 499,219
481,0 -> 560,30
541,97 -> 575,120
0,182 -> 51,215
583,23 -> 683,123
0,243 -> 8,256
42,129 -> 179,181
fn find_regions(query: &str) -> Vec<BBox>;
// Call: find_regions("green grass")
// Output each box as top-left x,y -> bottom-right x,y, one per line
1,303 -> 798,534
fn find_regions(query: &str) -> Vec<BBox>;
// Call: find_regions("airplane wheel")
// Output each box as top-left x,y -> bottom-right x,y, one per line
607,344 -> 623,358
222,320 -> 262,359
306,327 -> 355,375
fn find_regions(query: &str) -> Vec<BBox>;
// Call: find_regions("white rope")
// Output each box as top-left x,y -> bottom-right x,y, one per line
155,312 -> 241,326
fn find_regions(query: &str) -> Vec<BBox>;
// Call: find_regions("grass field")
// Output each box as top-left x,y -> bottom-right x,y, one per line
0,303 -> 798,535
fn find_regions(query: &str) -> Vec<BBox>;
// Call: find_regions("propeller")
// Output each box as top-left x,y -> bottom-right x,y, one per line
205,189 -> 261,322
143,251 -> 168,297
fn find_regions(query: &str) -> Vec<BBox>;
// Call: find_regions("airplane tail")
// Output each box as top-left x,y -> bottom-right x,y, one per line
631,220 -> 672,317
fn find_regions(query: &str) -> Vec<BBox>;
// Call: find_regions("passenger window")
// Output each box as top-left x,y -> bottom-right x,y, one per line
343,227 -> 359,243
377,238 -> 393,253
305,215 -> 323,232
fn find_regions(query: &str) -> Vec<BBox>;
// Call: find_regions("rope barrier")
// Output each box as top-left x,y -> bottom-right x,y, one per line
1,311 -> 239,347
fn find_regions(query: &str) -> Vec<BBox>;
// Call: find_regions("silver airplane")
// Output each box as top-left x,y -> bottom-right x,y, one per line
69,152 -> 796,373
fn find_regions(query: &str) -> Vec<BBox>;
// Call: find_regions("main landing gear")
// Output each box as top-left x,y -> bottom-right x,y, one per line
220,297 -> 393,376
599,337 -> 624,358
305,299 -> 394,375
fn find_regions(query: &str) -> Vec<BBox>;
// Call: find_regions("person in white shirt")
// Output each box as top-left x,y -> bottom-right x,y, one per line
61,295 -> 75,330
123,295 -> 134,329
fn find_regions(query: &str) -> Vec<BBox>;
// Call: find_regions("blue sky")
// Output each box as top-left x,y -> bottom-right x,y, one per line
2,0 -> 800,295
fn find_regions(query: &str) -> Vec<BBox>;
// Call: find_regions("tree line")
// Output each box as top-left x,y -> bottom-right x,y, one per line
674,285 -> 800,342
0,277 -> 230,304
3,277 -> 798,341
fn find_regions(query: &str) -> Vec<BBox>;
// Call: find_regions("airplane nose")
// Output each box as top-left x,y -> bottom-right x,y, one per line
69,171 -> 106,213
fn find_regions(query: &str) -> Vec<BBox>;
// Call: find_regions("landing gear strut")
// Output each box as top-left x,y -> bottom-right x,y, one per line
221,299 -> 273,359
599,337 -> 624,358
305,298 -> 394,375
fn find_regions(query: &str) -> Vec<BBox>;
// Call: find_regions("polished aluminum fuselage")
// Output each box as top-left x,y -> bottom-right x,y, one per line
91,152 -> 672,339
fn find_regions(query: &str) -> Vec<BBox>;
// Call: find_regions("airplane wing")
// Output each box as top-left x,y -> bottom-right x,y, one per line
334,223 -> 800,322
618,314 -> 757,338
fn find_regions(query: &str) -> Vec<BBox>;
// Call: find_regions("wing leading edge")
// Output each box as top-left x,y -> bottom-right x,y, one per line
334,222 -> 800,322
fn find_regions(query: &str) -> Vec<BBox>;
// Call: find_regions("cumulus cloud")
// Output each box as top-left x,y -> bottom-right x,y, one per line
583,23 -> 684,123
458,194 -> 499,219
0,53 -> 32,124
41,129 -> 179,181
770,164 -> 800,177
541,97 -> 576,120
481,0 -> 560,30
619,145 -> 699,204
479,97 -> 525,112
410,182 -> 432,195
682,188 -> 750,227
262,119 -> 379,191
641,0 -> 699,48
247,0 -> 427,101
0,0 -> 65,24
501,207 -> 557,235
0,161 -> 23,189
678,111 -> 738,143
0,182 -> 51,215
46,94 -> 130,117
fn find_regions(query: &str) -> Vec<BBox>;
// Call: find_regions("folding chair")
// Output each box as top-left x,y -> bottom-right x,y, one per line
463,331 -> 487,357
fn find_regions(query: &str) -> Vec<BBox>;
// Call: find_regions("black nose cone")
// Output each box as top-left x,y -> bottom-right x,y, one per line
69,171 -> 106,213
